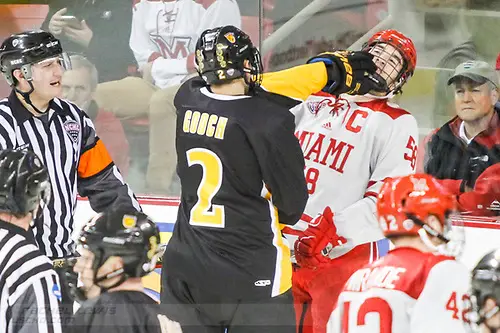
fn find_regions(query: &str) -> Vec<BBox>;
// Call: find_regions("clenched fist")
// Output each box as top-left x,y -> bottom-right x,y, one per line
307,50 -> 387,96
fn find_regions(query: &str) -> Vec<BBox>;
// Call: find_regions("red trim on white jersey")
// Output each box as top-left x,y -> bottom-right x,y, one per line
378,248 -> 454,299
312,91 -> 334,98
301,213 -> 313,223
369,241 -> 379,263
366,180 -> 377,189
364,191 -> 378,198
357,99 -> 410,120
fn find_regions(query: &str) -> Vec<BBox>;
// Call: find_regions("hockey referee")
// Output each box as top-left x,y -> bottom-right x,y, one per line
0,30 -> 140,306
0,149 -> 62,333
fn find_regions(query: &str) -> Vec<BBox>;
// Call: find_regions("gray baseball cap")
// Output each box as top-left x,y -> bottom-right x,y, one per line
447,60 -> 498,88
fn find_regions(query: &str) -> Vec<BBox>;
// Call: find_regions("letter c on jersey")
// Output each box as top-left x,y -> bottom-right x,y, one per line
346,110 -> 369,133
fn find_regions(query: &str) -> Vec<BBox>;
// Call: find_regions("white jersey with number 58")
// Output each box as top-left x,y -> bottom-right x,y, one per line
327,247 -> 471,333
287,92 -> 419,257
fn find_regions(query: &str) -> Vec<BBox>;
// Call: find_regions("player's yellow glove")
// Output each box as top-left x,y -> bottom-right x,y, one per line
307,50 -> 387,95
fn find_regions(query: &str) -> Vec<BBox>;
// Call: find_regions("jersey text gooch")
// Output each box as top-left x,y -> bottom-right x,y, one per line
296,130 -> 354,174
150,35 -> 191,59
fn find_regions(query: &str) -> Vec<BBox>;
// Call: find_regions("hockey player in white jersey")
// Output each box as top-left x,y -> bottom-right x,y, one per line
327,174 -> 470,333
279,30 -> 419,333
130,0 -> 241,89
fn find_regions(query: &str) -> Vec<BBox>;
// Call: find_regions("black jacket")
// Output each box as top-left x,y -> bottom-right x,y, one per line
41,0 -> 137,82
424,108 -> 500,189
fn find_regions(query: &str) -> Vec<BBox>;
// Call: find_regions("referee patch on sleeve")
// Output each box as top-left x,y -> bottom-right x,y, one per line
63,119 -> 81,144
52,283 -> 62,301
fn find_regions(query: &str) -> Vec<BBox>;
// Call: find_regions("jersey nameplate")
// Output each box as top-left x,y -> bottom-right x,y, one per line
183,110 -> 228,140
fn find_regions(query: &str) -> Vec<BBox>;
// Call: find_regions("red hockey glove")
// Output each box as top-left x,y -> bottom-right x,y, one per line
294,206 -> 347,269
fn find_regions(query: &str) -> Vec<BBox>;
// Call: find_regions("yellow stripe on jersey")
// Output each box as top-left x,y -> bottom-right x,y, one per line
263,186 -> 292,296
261,62 -> 328,102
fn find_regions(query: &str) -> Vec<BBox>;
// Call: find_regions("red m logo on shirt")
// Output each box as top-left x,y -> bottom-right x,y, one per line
150,35 -> 191,59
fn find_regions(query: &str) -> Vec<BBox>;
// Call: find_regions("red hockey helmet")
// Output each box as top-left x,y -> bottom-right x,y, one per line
377,174 -> 457,238
363,29 -> 417,93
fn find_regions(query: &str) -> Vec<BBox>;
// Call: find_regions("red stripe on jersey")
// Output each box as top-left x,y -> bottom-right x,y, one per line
372,242 -> 379,262
364,191 -> 378,198
301,213 -> 313,223
366,180 -> 377,189
356,99 -> 410,120
312,91 -> 334,98
281,226 -> 303,236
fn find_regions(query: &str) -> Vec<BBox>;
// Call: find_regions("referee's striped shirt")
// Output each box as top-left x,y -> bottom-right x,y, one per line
0,220 -> 62,333
0,90 -> 140,258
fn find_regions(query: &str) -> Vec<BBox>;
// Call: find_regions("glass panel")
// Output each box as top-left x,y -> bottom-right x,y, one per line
0,0 -> 497,219
263,0 -> 499,219
0,1 -> 252,197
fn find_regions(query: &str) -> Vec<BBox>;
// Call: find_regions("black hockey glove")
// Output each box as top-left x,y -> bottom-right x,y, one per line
307,50 -> 387,95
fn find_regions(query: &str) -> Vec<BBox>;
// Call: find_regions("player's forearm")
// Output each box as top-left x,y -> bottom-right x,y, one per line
78,165 -> 141,213
261,62 -> 328,101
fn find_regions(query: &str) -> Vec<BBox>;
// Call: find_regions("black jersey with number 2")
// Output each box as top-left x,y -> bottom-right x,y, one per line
164,77 -> 308,300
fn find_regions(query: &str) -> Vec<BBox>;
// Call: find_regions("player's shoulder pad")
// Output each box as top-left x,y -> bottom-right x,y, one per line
421,256 -> 470,291
421,253 -> 468,283
357,99 -> 411,120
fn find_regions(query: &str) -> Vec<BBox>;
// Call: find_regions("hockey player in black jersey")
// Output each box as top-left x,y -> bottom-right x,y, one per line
161,25 -> 384,333
65,209 -> 179,333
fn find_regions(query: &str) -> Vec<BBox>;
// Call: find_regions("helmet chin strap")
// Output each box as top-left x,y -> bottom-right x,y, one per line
72,267 -> 128,304
15,81 -> 49,115
94,267 -> 128,293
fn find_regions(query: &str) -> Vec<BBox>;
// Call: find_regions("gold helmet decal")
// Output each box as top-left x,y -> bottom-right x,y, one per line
224,32 -> 236,44
122,214 -> 137,229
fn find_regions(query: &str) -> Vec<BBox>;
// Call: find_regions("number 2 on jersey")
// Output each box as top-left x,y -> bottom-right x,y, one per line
186,148 -> 225,228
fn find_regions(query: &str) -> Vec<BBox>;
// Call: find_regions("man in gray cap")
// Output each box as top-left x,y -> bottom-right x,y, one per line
422,60 -> 500,216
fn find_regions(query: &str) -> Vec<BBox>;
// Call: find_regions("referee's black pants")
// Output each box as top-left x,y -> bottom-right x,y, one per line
161,275 -> 296,333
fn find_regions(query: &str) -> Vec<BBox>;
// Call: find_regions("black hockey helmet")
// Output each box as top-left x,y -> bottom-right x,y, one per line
195,25 -> 263,89
0,149 -> 51,218
65,209 -> 161,302
78,209 -> 161,278
471,248 -> 500,325
0,30 -> 70,86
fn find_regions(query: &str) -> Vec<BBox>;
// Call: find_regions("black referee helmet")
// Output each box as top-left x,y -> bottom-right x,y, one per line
0,30 -> 70,86
0,149 -> 51,217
